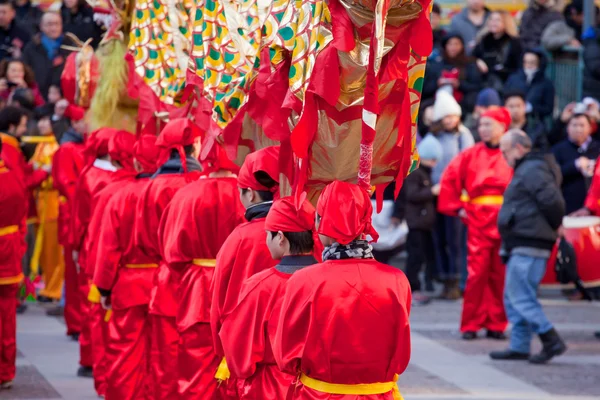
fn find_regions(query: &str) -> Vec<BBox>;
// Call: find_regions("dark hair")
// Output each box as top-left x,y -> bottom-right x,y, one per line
0,0 -> 14,8
12,88 -> 35,111
169,144 -> 195,159
34,102 -> 54,120
441,33 -> 473,74
0,59 -> 36,88
503,89 -> 527,104
0,106 -> 26,132
431,3 -> 441,14
270,231 -> 314,255
570,113 -> 593,125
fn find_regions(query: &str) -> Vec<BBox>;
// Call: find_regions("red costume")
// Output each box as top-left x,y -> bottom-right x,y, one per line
71,128 -> 117,376
84,130 -> 137,397
220,197 -> 317,399
52,137 -> 86,337
273,181 -> 411,400
210,146 -> 280,397
133,119 -> 202,400
0,159 -> 27,385
160,161 -> 245,399
584,158 -> 600,215
438,108 -> 513,334
92,135 -> 160,400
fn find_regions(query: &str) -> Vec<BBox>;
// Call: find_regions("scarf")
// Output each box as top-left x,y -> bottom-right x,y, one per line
40,33 -> 63,60
244,201 -> 272,222
152,155 -> 202,177
322,240 -> 374,261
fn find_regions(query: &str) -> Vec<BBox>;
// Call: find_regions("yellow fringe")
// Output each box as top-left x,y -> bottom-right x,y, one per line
215,357 -> 231,381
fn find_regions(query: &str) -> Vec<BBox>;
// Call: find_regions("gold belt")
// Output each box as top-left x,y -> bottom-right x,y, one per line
0,225 -> 18,236
192,259 -> 217,267
125,263 -> 159,269
300,373 -> 403,399
470,195 -> 504,206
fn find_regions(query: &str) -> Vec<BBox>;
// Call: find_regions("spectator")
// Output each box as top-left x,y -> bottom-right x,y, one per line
0,0 -> 30,60
429,90 -> 474,300
493,129 -> 566,364
22,11 -> 72,100
430,3 -> 446,59
540,19 -> 579,52
0,59 -> 44,106
9,87 -> 39,158
563,0 -> 600,41
57,101 -> 85,145
504,49 -> 555,119
423,34 -> 484,113
473,11 -> 522,91
468,88 -> 502,138
404,134 -> 443,306
13,0 -> 42,36
582,26 -> 600,101
548,100 -> 600,146
504,90 -> 546,149
552,113 -> 600,214
449,0 -> 490,55
519,0 -> 563,50
61,0 -> 103,48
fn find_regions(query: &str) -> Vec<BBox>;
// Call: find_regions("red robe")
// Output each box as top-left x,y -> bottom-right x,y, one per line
134,171 -> 201,400
92,176 -> 156,400
0,160 -> 27,383
159,177 -> 245,399
438,142 -> 512,333
220,257 -> 316,400
273,259 -> 412,400
584,157 -> 600,215
52,142 -> 85,336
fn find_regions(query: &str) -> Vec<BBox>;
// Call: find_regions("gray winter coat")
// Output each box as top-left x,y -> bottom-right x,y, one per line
498,151 -> 565,252
519,3 -> 563,49
449,8 -> 490,55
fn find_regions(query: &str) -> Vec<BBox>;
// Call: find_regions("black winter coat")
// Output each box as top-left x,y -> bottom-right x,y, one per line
498,152 -> 565,252
582,28 -> 600,101
473,33 -> 523,84
61,5 -> 104,49
0,20 -> 31,60
402,165 -> 436,231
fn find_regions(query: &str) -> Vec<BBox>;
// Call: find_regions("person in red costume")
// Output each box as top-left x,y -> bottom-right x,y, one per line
91,135 -> 160,400
133,119 -> 203,400
84,130 -> 137,397
0,140 -> 27,390
220,196 -> 317,399
272,181 -> 411,400
438,107 -> 513,340
572,158 -> 600,216
70,127 -> 117,379
210,146 -> 280,398
51,104 -> 86,341
159,144 -> 245,399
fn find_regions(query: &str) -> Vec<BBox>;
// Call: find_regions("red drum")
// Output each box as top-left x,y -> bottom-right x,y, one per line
543,216 -> 600,287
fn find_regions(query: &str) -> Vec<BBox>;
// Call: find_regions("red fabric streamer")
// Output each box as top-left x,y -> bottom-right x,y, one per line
265,196 -> 316,233
316,181 -> 379,245
201,142 -> 240,174
134,134 -> 160,173
237,146 -> 280,191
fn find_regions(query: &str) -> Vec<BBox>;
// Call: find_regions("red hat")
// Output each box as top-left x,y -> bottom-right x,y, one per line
316,181 -> 379,245
134,134 -> 160,174
202,143 -> 240,174
265,196 -> 315,233
481,107 -> 512,131
108,130 -> 136,171
65,104 -> 85,121
237,146 -> 280,192
156,118 -> 203,170
85,127 -> 117,159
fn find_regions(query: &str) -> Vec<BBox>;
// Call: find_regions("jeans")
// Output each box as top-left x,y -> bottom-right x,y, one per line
504,254 -> 554,353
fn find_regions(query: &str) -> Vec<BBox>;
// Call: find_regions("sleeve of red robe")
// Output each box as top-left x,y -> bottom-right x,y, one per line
71,172 -> 91,251
84,190 -> 112,275
134,183 -> 165,260
52,146 -> 81,204
585,158 -> 600,215
437,151 -> 466,217
93,195 -> 123,291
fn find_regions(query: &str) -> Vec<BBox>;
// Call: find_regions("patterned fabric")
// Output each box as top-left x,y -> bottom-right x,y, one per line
322,240 -> 374,261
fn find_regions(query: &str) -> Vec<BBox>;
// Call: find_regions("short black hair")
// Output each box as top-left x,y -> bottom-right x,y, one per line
170,144 -> 195,159
241,170 -> 278,202
431,3 -> 441,15
503,89 -> 527,104
570,113 -> 593,125
0,0 -> 14,8
0,106 -> 25,132
270,231 -> 314,255
12,88 -> 35,111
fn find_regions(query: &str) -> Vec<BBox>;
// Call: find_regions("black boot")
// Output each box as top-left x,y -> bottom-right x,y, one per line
595,331 -> 600,340
462,331 -> 477,340
486,330 -> 507,340
489,349 -> 530,360
529,328 -> 567,364
77,366 -> 93,378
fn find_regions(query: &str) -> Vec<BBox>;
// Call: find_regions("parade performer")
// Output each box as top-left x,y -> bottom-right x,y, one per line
71,127 -> 117,379
0,140 -> 27,390
221,196 -> 317,399
51,104 -> 87,339
84,130 -> 137,397
210,146 -> 280,396
438,107 -> 513,340
273,181 -> 411,400
159,144 -> 245,399
133,119 -> 203,400
92,135 -> 160,400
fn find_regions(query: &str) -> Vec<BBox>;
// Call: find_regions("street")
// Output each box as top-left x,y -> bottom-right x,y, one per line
4,296 -> 600,400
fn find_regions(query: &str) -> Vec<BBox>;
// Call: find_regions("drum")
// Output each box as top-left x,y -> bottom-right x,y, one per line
543,216 -> 600,287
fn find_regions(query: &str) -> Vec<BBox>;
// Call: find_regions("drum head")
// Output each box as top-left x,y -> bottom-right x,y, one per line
562,216 -> 600,229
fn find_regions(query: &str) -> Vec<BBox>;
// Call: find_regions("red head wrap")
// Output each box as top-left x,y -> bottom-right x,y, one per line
134,134 -> 160,174
481,107 -> 512,131
316,181 -> 379,245
202,143 -> 240,174
85,127 -> 117,159
65,104 -> 85,121
237,146 -> 280,192
155,118 -> 203,171
265,196 -> 315,233
108,130 -> 136,171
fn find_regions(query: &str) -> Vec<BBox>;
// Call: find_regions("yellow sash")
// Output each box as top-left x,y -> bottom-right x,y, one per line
88,284 -> 101,303
192,259 -> 217,267
470,195 -> 504,206
125,263 -> 159,269
300,374 -> 403,400
214,357 -> 231,380
0,225 -> 18,236
0,273 -> 24,285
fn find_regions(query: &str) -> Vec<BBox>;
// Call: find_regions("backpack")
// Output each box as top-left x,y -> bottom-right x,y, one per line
555,238 -> 593,300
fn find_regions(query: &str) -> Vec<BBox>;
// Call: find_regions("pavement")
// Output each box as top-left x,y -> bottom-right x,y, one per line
4,298 -> 600,400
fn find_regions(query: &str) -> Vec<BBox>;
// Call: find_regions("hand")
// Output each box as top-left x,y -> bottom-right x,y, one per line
476,59 -> 488,74
431,184 -> 441,196
390,217 -> 402,227
575,157 -> 592,175
561,102 -> 576,123
458,209 -> 467,219
569,39 -> 582,48
557,225 -> 565,237
586,101 -> 600,122
13,78 -> 26,88
450,79 -> 459,88
9,46 -> 21,59
437,77 -> 448,87
570,207 -> 592,217
54,99 -> 69,118
100,296 -> 112,310
0,78 -> 7,92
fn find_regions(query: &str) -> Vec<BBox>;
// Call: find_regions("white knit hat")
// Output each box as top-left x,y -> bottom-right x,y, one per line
432,89 -> 462,122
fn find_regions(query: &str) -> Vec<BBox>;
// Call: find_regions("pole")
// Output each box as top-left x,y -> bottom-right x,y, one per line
583,0 -> 597,34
